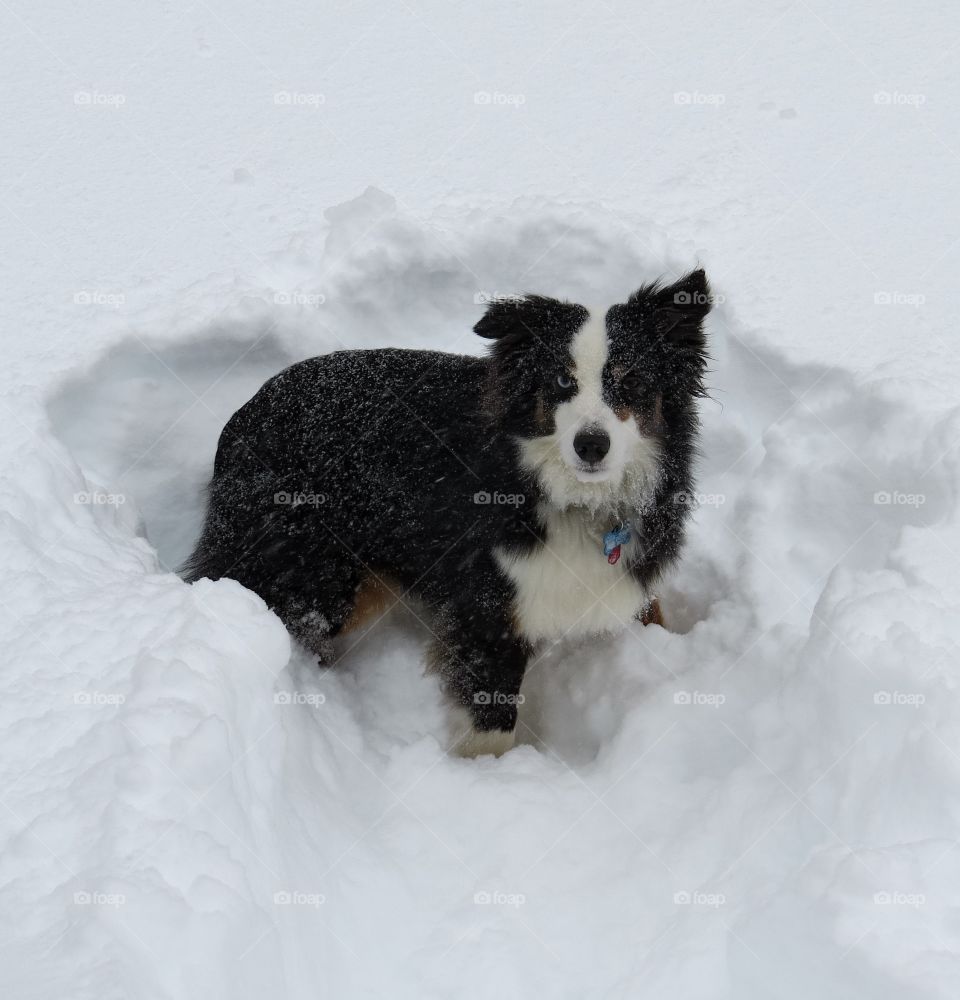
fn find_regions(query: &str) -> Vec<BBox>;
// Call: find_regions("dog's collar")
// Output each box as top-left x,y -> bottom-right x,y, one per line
602,522 -> 632,565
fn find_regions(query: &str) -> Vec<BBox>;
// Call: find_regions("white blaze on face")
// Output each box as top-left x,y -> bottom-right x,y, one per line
554,308 -> 635,481
516,306 -> 661,512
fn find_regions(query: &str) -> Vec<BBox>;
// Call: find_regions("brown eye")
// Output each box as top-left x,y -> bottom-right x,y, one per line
621,373 -> 641,392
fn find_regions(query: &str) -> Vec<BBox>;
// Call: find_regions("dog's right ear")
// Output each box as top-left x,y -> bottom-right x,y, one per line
474,296 -> 542,341
474,295 -> 586,346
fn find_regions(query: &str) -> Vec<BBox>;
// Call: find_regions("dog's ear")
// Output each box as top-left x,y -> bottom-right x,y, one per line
638,268 -> 712,349
474,295 -> 562,344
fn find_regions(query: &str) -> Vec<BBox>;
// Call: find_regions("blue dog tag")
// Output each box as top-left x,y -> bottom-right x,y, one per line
603,523 -> 632,564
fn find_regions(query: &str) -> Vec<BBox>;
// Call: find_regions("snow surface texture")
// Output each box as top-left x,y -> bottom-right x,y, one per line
3,2 -> 960,997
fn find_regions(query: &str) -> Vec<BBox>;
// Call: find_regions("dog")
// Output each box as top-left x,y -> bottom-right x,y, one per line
183,268 -> 712,756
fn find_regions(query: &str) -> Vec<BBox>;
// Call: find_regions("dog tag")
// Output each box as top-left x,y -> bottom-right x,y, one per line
603,523 -> 632,565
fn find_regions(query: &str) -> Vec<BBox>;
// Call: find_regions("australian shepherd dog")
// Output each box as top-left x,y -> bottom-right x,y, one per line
184,268 -> 712,756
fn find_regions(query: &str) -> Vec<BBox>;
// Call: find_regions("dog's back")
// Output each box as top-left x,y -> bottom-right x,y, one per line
183,346 -> 527,630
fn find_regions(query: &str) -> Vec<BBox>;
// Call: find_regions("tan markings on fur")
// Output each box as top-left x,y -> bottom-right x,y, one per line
636,393 -> 664,436
341,574 -> 397,633
640,597 -> 665,628
535,390 -> 548,432
606,366 -> 632,422
651,393 -> 664,433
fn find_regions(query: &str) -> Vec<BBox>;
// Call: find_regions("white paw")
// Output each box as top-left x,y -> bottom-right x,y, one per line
447,706 -> 516,758
453,726 -> 516,758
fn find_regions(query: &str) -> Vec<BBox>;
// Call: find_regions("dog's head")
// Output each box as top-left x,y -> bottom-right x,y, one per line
476,269 -> 711,512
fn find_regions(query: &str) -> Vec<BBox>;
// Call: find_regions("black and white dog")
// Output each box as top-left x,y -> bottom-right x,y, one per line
184,268 -> 712,755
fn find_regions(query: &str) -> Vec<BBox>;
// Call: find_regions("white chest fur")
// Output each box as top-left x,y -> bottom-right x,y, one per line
495,509 -> 647,644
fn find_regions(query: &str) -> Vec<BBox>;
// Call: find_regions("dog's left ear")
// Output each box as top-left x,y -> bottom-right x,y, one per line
473,295 -> 559,343
474,296 -> 529,342
649,268 -> 713,347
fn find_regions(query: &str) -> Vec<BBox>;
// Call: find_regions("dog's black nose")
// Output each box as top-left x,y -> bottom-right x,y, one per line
573,428 -> 610,464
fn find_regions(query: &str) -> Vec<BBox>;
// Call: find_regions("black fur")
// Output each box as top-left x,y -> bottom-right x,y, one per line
183,270 -> 712,743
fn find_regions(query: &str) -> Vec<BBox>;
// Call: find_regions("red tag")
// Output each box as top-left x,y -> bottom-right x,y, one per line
607,546 -> 621,565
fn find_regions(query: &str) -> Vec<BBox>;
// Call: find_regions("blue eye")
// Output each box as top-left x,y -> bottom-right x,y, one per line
557,373 -> 574,389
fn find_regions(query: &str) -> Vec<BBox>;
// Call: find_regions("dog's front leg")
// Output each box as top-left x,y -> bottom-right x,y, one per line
428,606 -> 529,758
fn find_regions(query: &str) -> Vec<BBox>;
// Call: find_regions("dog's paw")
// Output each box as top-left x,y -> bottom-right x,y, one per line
452,726 -> 516,759
446,706 -> 516,758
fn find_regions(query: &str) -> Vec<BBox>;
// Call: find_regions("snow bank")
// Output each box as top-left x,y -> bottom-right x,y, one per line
0,189 -> 952,998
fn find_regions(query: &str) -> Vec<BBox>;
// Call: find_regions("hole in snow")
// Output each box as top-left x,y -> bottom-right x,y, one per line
47,329 -> 298,572
42,267 -> 950,763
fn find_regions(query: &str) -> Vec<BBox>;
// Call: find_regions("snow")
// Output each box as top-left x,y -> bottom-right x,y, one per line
3,1 -> 960,996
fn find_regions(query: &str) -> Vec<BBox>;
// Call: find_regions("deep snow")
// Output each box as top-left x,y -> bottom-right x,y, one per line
3,1 -> 960,997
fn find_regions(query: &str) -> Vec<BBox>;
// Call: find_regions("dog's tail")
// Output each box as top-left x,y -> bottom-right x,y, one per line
179,414 -> 273,583
179,469 -> 288,584
179,478 -> 245,583
179,490 -> 223,583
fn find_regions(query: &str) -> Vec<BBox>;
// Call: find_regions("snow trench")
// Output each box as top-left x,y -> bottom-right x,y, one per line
7,194 -> 959,999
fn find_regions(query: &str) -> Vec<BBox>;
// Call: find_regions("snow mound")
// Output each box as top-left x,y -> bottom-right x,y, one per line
4,191 -> 958,998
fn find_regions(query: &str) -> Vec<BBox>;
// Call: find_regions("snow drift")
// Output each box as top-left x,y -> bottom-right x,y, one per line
0,190 -> 953,998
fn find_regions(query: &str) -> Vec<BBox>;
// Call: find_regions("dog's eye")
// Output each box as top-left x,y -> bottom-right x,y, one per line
621,373 -> 641,393
556,373 -> 574,390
